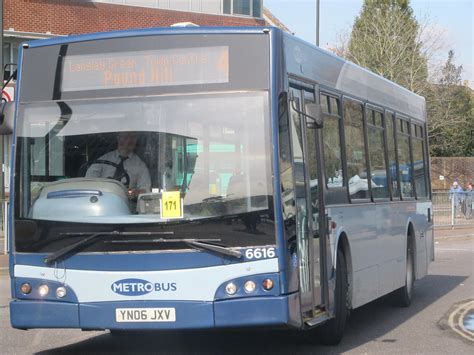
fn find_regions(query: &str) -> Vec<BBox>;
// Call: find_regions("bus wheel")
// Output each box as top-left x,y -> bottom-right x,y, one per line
316,248 -> 348,345
392,239 -> 414,307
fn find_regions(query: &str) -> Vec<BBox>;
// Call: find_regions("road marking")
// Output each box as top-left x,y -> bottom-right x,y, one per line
437,234 -> 474,238
436,248 -> 473,252
448,300 -> 474,342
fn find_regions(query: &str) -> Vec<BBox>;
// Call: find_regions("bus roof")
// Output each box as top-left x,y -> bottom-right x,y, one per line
23,26 -> 271,49
22,26 -> 425,122
281,32 -> 426,122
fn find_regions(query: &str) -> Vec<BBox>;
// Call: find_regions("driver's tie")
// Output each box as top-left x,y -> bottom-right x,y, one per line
113,155 -> 128,183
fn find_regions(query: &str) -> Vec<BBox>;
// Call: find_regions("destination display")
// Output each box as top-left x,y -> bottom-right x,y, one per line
61,46 -> 229,92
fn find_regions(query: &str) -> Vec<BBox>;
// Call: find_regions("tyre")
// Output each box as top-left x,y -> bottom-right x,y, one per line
315,248 -> 348,345
392,238 -> 414,307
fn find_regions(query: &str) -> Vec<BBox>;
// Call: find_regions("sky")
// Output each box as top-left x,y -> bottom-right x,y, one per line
264,0 -> 473,88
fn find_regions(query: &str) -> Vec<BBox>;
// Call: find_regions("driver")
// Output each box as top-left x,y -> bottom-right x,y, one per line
85,132 -> 151,198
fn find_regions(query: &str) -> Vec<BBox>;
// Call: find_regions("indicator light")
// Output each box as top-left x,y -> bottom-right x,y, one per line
225,282 -> 237,295
244,280 -> 256,293
56,286 -> 67,298
38,284 -> 49,297
262,279 -> 274,290
20,283 -> 32,295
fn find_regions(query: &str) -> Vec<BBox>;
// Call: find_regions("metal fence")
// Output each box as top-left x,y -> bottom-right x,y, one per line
0,192 -> 470,254
433,191 -> 474,228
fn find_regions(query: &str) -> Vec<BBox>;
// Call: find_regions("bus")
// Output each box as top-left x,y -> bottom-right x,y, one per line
1,26 -> 433,344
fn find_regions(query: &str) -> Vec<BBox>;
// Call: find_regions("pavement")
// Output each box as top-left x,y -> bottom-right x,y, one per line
0,257 -> 7,269
0,227 -> 472,271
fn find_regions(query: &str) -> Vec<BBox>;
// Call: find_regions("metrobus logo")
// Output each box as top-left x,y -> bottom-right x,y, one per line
111,278 -> 177,296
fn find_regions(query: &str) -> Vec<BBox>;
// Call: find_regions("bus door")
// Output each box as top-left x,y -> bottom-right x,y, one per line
289,84 -> 328,317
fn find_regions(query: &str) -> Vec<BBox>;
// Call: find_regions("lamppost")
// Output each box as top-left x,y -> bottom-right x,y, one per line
316,0 -> 320,46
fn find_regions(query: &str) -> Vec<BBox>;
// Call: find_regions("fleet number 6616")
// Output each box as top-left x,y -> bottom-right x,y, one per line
245,247 -> 276,260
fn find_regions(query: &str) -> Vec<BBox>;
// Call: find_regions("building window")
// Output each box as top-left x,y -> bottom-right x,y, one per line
223,0 -> 231,14
252,0 -> 261,17
233,0 -> 250,15
223,0 -> 261,17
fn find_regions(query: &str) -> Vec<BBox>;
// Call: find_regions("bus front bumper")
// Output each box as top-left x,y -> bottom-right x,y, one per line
10,295 -> 299,330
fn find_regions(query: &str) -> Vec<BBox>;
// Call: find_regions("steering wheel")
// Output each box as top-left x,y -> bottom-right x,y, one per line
85,159 -> 131,188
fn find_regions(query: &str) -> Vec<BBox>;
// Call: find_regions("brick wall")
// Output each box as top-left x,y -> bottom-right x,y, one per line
4,0 -> 265,36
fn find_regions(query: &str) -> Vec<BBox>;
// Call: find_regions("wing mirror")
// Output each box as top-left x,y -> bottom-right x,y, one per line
0,100 -> 14,135
289,91 -> 323,129
304,102 -> 323,129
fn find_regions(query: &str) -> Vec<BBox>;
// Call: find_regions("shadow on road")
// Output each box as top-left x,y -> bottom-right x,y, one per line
36,274 -> 466,355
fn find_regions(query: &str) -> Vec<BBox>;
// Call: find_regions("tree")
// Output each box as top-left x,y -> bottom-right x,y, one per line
439,50 -> 462,86
426,51 -> 473,157
343,0 -> 429,95
334,1 -> 473,157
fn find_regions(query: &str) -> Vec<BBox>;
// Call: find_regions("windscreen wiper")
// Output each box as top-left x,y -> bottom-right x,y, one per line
186,240 -> 243,260
107,238 -> 243,260
43,231 -> 173,265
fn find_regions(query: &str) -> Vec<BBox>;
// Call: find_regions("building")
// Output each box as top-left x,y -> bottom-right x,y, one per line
3,0 -> 291,87
1,1 -> 290,195
3,0 -> 267,77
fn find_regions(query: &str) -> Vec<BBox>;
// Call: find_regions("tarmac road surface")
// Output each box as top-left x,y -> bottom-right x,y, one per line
0,230 -> 472,354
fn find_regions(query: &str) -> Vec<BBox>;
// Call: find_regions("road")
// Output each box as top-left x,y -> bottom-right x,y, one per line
0,235 -> 472,354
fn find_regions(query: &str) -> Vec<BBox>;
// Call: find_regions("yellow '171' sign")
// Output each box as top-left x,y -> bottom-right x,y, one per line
160,191 -> 182,219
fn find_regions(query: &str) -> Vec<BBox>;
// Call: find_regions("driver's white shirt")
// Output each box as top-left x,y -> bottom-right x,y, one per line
85,150 -> 151,192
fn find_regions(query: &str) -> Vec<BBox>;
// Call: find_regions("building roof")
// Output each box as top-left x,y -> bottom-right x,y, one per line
263,7 -> 292,34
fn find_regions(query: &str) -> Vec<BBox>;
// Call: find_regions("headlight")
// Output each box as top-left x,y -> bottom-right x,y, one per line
244,280 -> 256,293
38,284 -> 49,297
225,282 -> 237,295
56,286 -> 67,298
20,283 -> 32,295
262,278 -> 274,290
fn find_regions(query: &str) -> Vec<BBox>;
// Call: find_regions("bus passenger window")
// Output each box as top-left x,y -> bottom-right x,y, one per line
329,96 -> 340,116
278,93 -> 296,221
367,109 -> 389,199
304,90 -> 319,220
321,94 -> 347,204
385,112 -> 399,199
412,125 -> 428,199
343,99 -> 369,200
396,118 -> 413,198
320,94 -> 330,114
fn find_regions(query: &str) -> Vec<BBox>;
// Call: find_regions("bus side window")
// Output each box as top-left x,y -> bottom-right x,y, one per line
366,109 -> 389,199
343,98 -> 369,200
412,124 -> 428,199
385,112 -> 399,199
321,93 -> 347,205
396,117 -> 413,198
